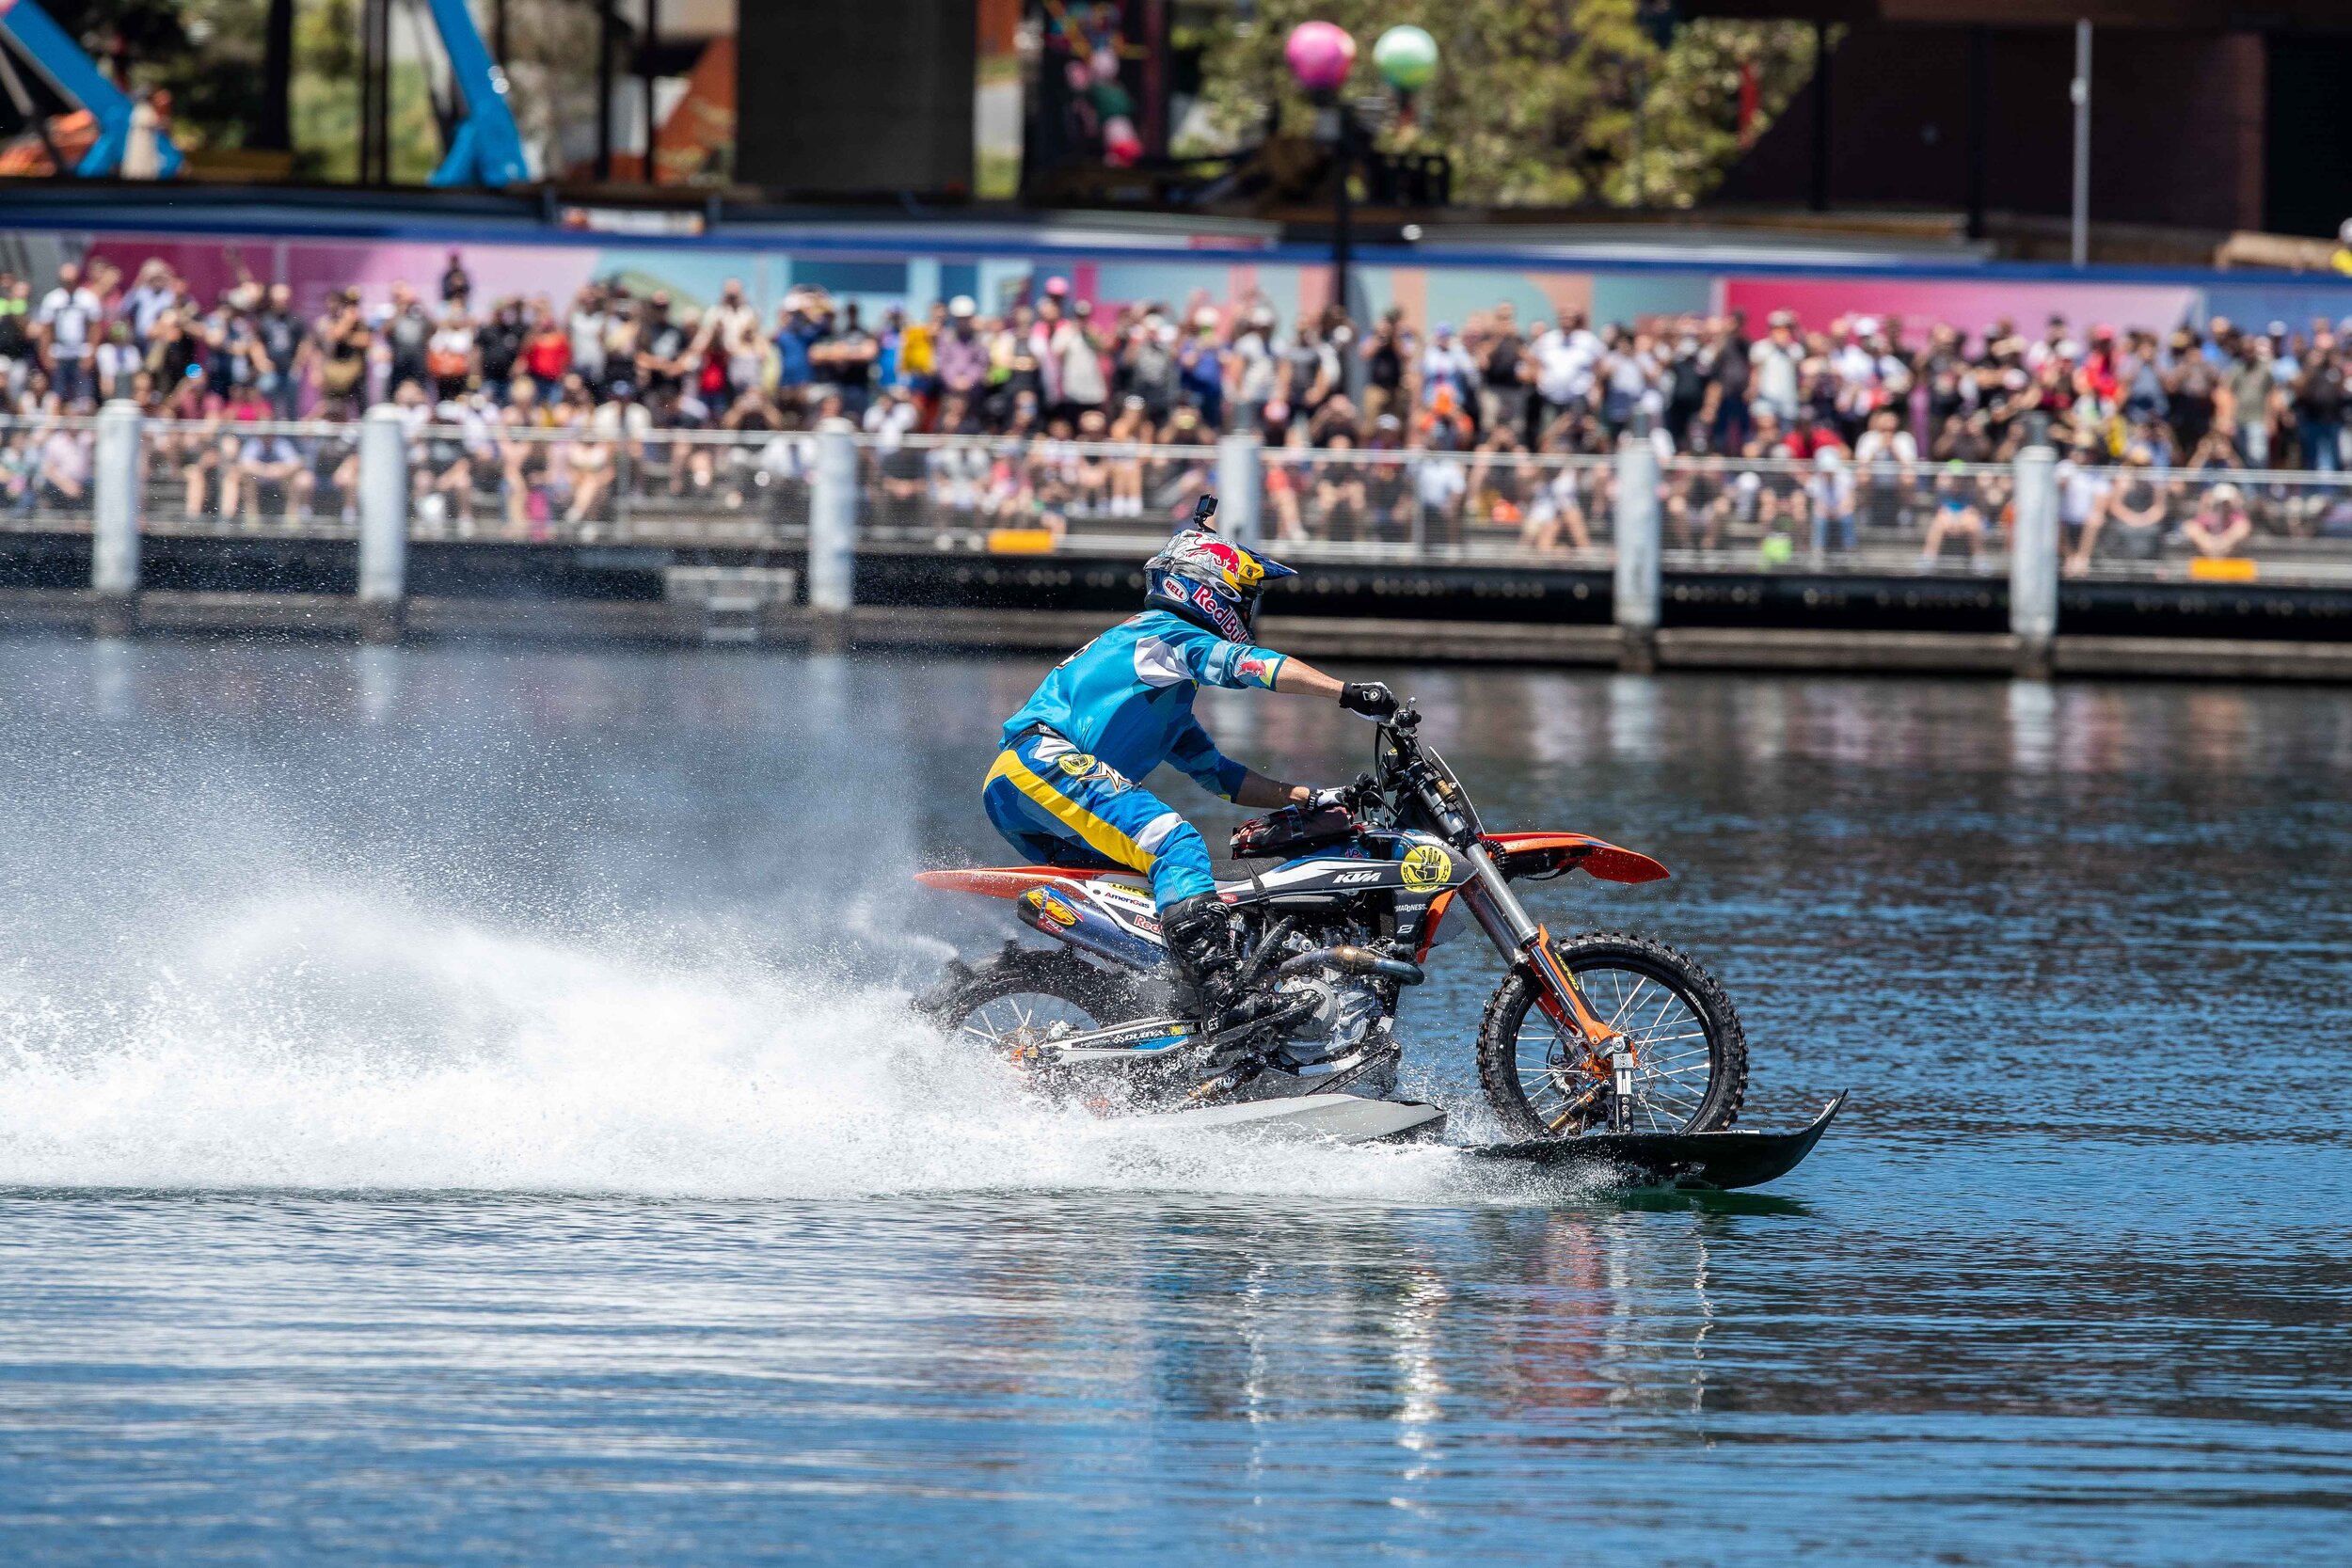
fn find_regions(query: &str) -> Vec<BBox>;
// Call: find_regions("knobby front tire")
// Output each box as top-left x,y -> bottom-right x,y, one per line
1476,930 -> 1748,1139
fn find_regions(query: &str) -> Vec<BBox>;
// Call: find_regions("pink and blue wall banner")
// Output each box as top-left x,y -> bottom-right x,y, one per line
1721,277 -> 2202,344
39,227 -> 2352,343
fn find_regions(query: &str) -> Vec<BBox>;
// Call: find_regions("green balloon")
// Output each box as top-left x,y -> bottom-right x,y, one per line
1374,25 -> 1438,90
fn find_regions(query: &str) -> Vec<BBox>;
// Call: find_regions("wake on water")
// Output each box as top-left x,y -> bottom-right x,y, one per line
0,891 -> 1530,1202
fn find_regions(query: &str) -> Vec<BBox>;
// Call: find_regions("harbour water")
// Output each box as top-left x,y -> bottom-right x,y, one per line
0,641 -> 2346,1563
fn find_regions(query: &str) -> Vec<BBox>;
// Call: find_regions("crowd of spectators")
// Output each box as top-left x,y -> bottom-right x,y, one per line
5,249 -> 2352,562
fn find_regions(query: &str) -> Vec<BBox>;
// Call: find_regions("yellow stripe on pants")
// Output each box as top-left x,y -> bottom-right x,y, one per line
983,750 -> 1153,873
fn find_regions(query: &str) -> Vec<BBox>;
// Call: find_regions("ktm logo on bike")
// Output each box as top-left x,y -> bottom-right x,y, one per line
1399,845 -> 1453,892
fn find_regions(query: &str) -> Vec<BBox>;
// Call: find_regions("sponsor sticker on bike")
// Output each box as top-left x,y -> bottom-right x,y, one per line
1400,845 -> 1453,891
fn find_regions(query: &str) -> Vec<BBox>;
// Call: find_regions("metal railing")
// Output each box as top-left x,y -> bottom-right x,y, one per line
0,413 -> 101,532
28,403 -> 2352,645
1659,457 -> 2016,577
2058,465 -> 2352,587
858,434 -> 1218,552
850,436 -> 1615,567
397,423 -> 814,546
1263,446 -> 1613,566
135,418 -> 361,539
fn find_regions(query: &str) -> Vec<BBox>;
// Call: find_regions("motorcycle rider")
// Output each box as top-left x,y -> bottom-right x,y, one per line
985,498 -> 1396,1019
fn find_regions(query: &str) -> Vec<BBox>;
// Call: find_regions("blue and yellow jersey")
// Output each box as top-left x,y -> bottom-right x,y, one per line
1001,610 -> 1287,801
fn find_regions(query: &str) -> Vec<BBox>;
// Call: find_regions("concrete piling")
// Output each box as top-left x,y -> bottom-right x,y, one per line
91,400 -> 143,637
2010,442 -> 2059,679
357,404 -> 408,643
1613,435 -> 1661,673
1216,433 -> 1264,548
807,418 -> 859,650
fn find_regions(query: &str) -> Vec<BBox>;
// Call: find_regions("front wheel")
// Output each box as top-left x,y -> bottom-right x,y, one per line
1476,931 -> 1747,1139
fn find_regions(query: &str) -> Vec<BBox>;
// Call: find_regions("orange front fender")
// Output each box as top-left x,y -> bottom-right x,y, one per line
1483,832 -> 1670,885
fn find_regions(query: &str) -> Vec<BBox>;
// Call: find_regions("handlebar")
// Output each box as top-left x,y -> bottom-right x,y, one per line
1369,700 -> 1484,847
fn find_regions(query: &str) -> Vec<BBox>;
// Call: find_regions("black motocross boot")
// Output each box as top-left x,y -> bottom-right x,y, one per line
1159,892 -> 1242,1023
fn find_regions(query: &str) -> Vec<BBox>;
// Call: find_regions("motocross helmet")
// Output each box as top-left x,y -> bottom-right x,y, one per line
1144,497 -> 1297,641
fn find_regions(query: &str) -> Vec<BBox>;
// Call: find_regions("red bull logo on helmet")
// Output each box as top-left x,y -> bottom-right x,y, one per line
1188,538 -> 1266,592
1190,582 -> 1247,641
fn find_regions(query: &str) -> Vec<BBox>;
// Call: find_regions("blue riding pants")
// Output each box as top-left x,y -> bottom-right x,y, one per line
982,730 -> 1217,911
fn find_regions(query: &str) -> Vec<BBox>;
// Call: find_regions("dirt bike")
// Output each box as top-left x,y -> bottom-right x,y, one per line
914,701 -> 1747,1142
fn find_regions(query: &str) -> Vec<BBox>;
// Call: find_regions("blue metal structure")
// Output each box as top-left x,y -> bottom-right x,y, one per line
0,0 -> 184,177
421,0 -> 527,188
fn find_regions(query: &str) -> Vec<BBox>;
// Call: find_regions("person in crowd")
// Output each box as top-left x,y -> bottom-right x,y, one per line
2183,482 -> 2253,559
2055,437 -> 2114,563
566,284 -> 610,391
1177,310 -> 1225,432
1476,302 -> 1527,440
233,425 -> 308,527
2066,444 -> 2169,572
1852,405 -> 1918,531
427,303 -> 476,404
33,245 -> 2352,568
35,262 -> 103,404
93,321 -> 142,402
1228,304 -> 1279,433
0,276 -> 34,400
381,283 -> 433,397
1919,459 -> 1990,567
1419,322 -> 1476,418
691,277 -> 764,404
1361,306 -> 1413,422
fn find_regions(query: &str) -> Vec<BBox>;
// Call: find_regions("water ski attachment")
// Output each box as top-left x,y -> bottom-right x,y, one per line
1141,1092 -> 1845,1195
1150,1094 -> 1449,1145
1468,1091 -> 1850,1191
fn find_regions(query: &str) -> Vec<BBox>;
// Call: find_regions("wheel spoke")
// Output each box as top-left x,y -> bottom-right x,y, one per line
955,990 -> 1103,1056
1502,957 -> 1728,1137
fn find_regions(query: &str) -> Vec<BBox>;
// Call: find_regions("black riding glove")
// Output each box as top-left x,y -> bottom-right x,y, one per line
1339,681 -> 1399,719
1303,785 -> 1357,814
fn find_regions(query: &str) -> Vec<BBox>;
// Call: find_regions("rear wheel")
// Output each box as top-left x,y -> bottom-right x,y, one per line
1476,931 -> 1747,1139
926,946 -> 1145,1066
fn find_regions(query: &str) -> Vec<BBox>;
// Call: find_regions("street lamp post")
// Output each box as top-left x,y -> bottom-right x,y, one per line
1285,22 -> 1358,322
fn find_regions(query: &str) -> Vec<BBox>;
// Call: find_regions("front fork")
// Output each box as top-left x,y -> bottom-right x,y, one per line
1456,843 -> 1630,1118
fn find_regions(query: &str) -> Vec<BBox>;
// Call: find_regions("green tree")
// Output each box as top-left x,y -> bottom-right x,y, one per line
1194,1 -> 1821,209
292,0 -> 453,183
47,0 -> 271,151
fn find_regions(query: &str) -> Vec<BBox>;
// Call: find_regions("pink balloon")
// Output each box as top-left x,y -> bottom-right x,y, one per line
1103,117 -> 1142,166
1284,21 -> 1357,92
